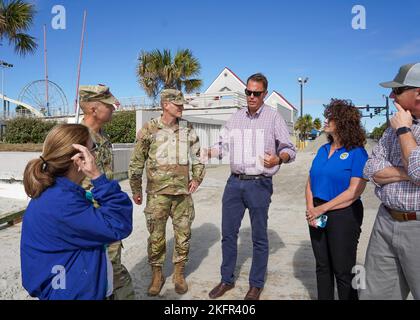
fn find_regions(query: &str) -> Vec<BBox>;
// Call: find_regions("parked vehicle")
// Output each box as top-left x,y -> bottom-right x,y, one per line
308,129 -> 321,140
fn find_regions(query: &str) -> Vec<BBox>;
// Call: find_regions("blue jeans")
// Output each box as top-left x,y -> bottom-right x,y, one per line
220,175 -> 273,288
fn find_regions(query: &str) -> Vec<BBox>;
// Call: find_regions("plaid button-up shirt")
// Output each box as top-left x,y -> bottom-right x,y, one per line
214,104 -> 296,177
364,121 -> 420,211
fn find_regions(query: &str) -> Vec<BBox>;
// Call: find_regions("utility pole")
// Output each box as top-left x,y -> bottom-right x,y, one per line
384,96 -> 390,126
357,98 -> 392,124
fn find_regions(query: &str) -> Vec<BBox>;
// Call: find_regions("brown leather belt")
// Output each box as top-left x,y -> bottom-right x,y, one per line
385,206 -> 419,222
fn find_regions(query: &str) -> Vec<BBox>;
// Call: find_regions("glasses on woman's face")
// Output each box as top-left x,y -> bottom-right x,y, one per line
392,86 -> 418,96
89,142 -> 98,153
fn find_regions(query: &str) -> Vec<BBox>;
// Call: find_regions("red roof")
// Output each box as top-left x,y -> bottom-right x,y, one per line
206,68 -> 296,111
224,67 -> 246,86
206,67 -> 246,93
273,91 -> 298,111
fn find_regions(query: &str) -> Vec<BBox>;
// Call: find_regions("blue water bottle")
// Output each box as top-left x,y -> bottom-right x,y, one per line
315,215 -> 328,228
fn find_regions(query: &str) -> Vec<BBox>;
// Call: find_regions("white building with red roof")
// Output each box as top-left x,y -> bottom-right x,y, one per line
264,91 -> 298,124
183,67 -> 297,132
135,67 -> 298,147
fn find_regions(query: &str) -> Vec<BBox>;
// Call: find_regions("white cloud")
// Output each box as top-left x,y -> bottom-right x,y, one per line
304,99 -> 328,106
390,39 -> 420,58
366,39 -> 420,61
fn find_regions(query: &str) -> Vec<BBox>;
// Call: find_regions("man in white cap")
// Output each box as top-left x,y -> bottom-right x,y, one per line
361,63 -> 420,299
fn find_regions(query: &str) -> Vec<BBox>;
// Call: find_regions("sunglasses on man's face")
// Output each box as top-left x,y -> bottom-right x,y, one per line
245,89 -> 265,97
392,86 -> 418,96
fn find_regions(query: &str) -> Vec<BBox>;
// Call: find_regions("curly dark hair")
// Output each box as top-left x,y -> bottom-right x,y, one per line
323,99 -> 366,150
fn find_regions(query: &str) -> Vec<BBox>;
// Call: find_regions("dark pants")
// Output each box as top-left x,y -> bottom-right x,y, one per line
309,198 -> 363,300
220,175 -> 273,288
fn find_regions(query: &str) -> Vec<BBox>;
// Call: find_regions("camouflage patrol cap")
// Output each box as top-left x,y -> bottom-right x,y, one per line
79,84 -> 119,106
160,89 -> 186,105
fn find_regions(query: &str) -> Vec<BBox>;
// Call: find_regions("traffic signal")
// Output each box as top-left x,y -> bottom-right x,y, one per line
375,107 -> 380,115
370,113 -> 373,119
366,105 -> 370,112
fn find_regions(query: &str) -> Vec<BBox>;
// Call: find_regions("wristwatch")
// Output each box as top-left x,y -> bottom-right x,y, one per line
396,126 -> 412,136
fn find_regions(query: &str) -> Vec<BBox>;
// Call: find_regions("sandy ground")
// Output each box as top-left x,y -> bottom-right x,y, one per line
0,137 -> 383,300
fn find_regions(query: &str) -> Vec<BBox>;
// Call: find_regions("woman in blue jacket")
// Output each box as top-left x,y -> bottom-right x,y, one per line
21,124 -> 133,300
305,99 -> 368,300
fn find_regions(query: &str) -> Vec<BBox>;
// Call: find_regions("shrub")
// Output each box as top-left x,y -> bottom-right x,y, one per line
370,123 -> 388,140
4,117 -> 58,144
104,111 -> 136,143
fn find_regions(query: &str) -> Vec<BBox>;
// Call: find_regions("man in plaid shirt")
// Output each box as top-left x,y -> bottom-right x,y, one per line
204,73 -> 296,300
361,63 -> 420,300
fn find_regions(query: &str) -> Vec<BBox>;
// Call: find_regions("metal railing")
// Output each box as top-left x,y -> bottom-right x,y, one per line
118,96 -> 155,110
116,92 -> 247,111
184,91 -> 247,109
1,91 -> 248,116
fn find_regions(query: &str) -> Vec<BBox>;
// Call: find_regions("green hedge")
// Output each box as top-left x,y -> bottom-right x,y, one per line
3,111 -> 136,144
104,111 -> 136,143
4,117 -> 58,144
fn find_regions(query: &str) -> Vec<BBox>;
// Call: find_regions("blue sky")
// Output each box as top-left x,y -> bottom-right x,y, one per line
1,0 -> 420,131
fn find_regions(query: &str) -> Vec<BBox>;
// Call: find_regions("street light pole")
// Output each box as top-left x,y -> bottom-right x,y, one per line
298,77 -> 309,118
0,60 -> 14,119
300,81 -> 303,117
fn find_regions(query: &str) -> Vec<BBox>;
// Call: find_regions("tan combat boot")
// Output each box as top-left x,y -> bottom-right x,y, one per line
148,266 -> 165,296
173,262 -> 188,294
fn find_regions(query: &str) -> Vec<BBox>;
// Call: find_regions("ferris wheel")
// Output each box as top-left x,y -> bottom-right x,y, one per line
17,80 -> 69,117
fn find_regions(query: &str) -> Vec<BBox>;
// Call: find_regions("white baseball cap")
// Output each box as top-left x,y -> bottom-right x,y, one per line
380,63 -> 420,88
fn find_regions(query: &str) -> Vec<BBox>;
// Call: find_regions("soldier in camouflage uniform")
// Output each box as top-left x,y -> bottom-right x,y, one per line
128,89 -> 205,296
79,84 -> 135,300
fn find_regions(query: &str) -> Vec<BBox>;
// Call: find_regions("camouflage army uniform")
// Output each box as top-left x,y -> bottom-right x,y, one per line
80,122 -> 135,300
129,116 -> 205,266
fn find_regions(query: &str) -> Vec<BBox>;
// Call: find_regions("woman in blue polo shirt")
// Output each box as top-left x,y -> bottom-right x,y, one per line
305,99 -> 368,300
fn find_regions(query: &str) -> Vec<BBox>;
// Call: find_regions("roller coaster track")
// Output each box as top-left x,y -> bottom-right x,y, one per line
0,94 -> 43,117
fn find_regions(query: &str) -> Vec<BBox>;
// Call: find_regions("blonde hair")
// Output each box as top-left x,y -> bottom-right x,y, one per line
23,124 -> 90,198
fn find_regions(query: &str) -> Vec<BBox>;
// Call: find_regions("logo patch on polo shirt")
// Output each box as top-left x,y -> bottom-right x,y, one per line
340,152 -> 349,160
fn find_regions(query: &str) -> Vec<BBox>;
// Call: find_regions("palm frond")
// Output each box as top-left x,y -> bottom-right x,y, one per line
0,12 -> 6,34
174,49 -> 201,78
10,32 -> 37,55
136,48 -> 202,98
3,0 -> 35,34
0,0 -> 37,55
183,79 -> 202,93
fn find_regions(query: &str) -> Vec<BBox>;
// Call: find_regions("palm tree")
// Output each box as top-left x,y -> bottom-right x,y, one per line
137,48 -> 202,100
0,0 -> 37,55
295,114 -> 314,140
313,118 -> 322,131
